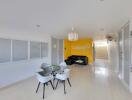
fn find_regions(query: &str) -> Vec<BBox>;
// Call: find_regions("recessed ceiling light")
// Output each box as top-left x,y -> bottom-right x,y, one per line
36,24 -> 40,27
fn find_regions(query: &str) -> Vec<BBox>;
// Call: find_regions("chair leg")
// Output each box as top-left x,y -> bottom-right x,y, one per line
55,79 -> 59,89
43,83 -> 45,99
67,78 -> 71,87
63,80 -> 66,94
36,82 -> 40,93
49,80 -> 54,90
46,83 -> 48,86
53,75 -> 56,85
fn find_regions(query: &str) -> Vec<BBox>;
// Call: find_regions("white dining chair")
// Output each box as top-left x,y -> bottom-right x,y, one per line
55,69 -> 71,94
36,72 -> 54,99
59,61 -> 67,71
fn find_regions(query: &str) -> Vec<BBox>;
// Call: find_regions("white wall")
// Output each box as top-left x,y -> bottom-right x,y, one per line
0,32 -> 51,88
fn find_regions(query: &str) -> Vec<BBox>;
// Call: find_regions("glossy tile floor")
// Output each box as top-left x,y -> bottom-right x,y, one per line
0,60 -> 132,100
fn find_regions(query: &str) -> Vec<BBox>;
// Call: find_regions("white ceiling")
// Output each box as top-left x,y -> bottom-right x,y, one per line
0,0 -> 132,39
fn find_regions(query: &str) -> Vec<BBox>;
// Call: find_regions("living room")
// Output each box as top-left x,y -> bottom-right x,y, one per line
0,0 -> 132,100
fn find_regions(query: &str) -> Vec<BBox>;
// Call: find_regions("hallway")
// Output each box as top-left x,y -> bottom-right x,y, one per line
91,59 -> 132,100
0,60 -> 132,100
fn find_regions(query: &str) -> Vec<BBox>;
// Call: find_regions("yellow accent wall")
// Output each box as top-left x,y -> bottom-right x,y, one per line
64,38 -> 94,63
64,40 -> 71,60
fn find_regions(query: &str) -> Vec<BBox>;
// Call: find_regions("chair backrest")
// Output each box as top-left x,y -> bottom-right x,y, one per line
41,63 -> 50,68
41,63 -> 52,74
59,62 -> 67,71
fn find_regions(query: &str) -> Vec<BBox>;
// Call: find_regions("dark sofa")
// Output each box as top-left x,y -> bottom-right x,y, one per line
65,55 -> 88,65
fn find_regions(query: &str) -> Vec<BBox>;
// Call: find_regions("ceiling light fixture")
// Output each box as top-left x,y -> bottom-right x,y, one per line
68,27 -> 78,41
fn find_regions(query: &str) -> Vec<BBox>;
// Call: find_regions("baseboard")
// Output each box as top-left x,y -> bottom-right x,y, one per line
119,77 -> 130,92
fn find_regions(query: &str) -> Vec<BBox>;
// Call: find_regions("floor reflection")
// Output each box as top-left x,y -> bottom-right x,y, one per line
95,67 -> 108,76
93,59 -> 109,77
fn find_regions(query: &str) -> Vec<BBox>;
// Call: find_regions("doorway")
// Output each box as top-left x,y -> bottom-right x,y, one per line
51,38 -> 64,65
94,40 -> 108,60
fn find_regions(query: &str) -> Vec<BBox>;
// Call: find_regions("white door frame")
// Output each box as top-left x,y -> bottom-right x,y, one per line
129,22 -> 132,92
122,28 -> 125,80
130,36 -> 132,92
121,22 -> 131,90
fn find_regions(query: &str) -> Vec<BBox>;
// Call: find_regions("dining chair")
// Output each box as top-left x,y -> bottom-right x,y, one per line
55,69 -> 71,94
59,61 -> 67,71
40,63 -> 52,75
40,63 -> 51,69
36,72 -> 54,99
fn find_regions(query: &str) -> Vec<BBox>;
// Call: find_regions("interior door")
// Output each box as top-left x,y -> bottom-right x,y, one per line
123,24 -> 130,86
51,37 -> 58,65
118,30 -> 123,78
58,40 -> 64,63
